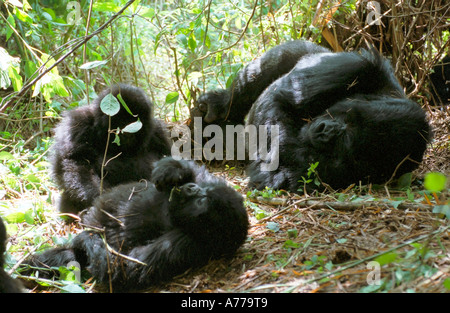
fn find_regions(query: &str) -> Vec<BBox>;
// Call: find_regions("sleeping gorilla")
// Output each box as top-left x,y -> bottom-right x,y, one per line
190,40 -> 330,126
247,47 -> 432,192
0,217 -> 23,293
23,157 -> 249,292
51,84 -> 171,216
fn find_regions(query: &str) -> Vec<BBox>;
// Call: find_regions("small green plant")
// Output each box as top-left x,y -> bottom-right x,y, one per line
299,162 -> 320,193
247,186 -> 284,200
302,255 -> 333,273
423,172 -> 449,219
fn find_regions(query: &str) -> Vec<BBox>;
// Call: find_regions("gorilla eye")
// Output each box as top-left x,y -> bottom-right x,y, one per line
198,103 -> 207,112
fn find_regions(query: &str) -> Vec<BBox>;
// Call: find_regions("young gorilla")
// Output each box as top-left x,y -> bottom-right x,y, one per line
0,217 -> 24,293
247,47 -> 432,192
190,40 -> 330,126
51,84 -> 171,215
23,157 -> 249,292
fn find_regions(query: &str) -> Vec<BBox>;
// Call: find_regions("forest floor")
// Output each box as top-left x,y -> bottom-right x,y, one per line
149,107 -> 450,293
7,108 -> 450,293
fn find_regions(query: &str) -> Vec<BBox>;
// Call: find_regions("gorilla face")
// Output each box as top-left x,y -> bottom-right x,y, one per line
170,183 -> 210,216
196,89 -> 231,123
303,117 -> 348,150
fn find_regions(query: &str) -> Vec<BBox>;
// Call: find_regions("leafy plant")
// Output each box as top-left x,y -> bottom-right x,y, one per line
299,162 -> 320,192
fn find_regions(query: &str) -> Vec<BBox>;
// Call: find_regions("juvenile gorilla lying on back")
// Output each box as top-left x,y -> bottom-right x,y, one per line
51,84 -> 171,215
247,46 -> 432,192
23,157 -> 249,292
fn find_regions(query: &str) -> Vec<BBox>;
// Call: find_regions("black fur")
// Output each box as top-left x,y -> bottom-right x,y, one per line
23,158 -> 248,292
247,47 -> 432,192
51,84 -> 171,215
0,217 -> 23,293
429,55 -> 449,106
191,40 -> 330,126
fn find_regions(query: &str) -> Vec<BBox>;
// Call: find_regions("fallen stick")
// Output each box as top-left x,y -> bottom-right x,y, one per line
248,196 -> 435,212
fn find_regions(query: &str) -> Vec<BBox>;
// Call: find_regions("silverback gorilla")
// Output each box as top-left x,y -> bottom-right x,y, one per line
23,157 -> 249,292
190,40 -> 330,126
51,84 -> 171,215
0,217 -> 23,293
247,47 -> 432,192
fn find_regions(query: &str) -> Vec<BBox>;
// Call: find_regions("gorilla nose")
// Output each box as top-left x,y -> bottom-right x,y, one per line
180,183 -> 201,196
310,119 -> 346,147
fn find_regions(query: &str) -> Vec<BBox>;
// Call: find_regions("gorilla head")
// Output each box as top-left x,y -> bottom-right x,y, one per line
196,89 -> 231,123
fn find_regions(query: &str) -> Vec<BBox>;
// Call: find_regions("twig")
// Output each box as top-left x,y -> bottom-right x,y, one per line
103,238 -> 147,266
248,196 -> 435,212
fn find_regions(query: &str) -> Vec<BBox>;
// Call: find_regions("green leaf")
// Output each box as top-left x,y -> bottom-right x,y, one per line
188,35 -> 197,52
116,93 -> 135,116
14,7 -> 33,23
396,172 -> 412,189
0,151 -> 14,160
444,278 -> 450,290
287,228 -> 298,238
100,93 -> 120,116
112,133 -> 121,146
266,222 -> 280,232
122,120 -> 142,133
8,65 -> 23,91
424,172 -> 447,192
165,92 -> 179,104
24,210 -> 35,225
79,60 -> 108,70
140,7 -> 155,18
283,240 -> 300,249
24,173 -> 40,183
92,2 -> 120,12
374,252 -> 398,266
60,283 -> 85,293
4,212 -> 25,223
432,204 -> 450,219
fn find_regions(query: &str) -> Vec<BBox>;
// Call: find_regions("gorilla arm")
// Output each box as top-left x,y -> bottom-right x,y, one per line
51,109 -> 105,214
274,50 -> 405,118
